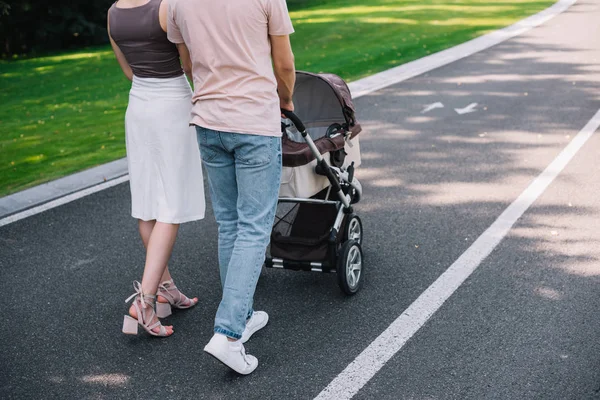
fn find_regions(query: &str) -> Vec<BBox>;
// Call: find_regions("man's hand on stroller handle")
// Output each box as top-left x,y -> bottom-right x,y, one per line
280,98 -> 294,111
280,100 -> 295,119
281,109 -> 306,133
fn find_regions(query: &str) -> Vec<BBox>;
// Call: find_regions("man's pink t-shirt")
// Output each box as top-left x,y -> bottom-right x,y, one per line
167,0 -> 294,137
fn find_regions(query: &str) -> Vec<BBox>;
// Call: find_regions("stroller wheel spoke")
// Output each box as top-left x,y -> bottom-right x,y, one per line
352,265 -> 361,279
350,248 -> 359,264
348,271 -> 356,288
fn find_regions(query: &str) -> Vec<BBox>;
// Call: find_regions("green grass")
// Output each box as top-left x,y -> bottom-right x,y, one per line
0,0 -> 555,196
0,50 -> 130,195
289,0 -> 554,79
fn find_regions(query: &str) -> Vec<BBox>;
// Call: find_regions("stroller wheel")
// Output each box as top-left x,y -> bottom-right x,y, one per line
337,240 -> 364,295
343,214 -> 363,246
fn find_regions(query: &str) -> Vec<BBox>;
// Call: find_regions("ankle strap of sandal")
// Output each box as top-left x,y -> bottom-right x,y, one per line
158,279 -> 178,301
159,279 -> 177,290
125,281 -> 156,309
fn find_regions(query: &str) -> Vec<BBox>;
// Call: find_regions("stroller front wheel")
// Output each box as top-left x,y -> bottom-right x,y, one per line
343,214 -> 363,246
337,240 -> 364,295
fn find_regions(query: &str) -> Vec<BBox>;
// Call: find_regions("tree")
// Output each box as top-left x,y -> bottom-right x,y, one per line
1,1 -> 113,57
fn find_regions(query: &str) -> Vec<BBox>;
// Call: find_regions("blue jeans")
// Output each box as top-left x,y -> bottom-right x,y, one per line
196,126 -> 282,340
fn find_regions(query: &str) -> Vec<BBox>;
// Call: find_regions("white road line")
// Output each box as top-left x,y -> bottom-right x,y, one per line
314,108 -> 600,400
0,176 -> 129,228
0,157 -> 128,217
0,0 -> 575,226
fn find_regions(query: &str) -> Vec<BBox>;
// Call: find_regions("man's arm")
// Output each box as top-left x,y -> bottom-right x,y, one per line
270,34 -> 295,112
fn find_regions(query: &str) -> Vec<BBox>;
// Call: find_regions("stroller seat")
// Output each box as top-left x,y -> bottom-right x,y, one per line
279,71 -> 362,199
281,132 -> 345,167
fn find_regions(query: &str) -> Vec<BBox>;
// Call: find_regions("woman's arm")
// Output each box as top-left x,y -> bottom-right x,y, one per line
176,43 -> 193,83
107,12 -> 133,81
159,0 -> 193,83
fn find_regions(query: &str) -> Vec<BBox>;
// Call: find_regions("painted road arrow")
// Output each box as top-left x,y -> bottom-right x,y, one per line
421,102 -> 445,114
455,103 -> 478,115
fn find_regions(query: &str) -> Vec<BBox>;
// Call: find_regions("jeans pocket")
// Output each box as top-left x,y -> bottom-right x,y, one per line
196,127 -> 217,162
234,135 -> 278,166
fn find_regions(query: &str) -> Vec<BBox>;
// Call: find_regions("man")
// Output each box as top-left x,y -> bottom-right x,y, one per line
168,0 -> 296,374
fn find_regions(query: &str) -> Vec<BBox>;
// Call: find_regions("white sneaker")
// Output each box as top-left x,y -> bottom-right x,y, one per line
204,334 -> 258,375
241,311 -> 269,343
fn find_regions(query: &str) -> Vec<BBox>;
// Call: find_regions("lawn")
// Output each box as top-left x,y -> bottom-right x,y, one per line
0,0 -> 555,197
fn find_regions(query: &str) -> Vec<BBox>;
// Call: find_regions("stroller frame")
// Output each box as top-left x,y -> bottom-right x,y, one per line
265,110 -> 364,295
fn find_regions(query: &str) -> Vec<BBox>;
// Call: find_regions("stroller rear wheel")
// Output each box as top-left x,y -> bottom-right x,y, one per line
337,240 -> 364,295
343,214 -> 363,245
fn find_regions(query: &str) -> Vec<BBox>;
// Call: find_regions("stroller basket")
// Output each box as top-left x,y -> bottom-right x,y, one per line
270,197 -> 339,262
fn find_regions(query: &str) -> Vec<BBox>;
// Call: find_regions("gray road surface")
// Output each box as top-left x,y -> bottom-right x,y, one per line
1,1 -> 599,399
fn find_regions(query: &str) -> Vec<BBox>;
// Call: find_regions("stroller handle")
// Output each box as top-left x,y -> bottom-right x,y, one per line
281,109 -> 307,135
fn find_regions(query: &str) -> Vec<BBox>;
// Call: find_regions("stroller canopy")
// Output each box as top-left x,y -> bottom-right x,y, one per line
292,71 -> 362,138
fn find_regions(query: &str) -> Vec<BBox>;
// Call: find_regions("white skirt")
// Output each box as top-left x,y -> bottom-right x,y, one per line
125,75 -> 205,223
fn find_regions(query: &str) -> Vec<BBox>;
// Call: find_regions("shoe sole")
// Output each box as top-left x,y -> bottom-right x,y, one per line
241,314 -> 269,344
203,347 -> 257,375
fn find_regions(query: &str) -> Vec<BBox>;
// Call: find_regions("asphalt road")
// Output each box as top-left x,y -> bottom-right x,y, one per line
1,1 -> 599,399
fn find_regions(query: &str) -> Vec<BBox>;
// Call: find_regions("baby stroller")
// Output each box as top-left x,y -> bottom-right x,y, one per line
265,71 -> 365,295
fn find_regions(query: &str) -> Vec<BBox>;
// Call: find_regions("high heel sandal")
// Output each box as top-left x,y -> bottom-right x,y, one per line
122,281 -> 172,337
155,279 -> 198,318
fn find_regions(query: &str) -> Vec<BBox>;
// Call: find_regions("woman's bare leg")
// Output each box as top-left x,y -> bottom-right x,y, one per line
138,220 -> 197,307
130,220 -> 180,335
140,221 -> 179,293
139,220 -> 173,283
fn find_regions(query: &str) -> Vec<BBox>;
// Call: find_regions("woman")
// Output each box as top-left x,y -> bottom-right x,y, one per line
108,0 -> 205,337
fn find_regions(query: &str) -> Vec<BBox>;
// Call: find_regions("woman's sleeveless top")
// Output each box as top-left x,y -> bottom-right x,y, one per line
108,0 -> 183,79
